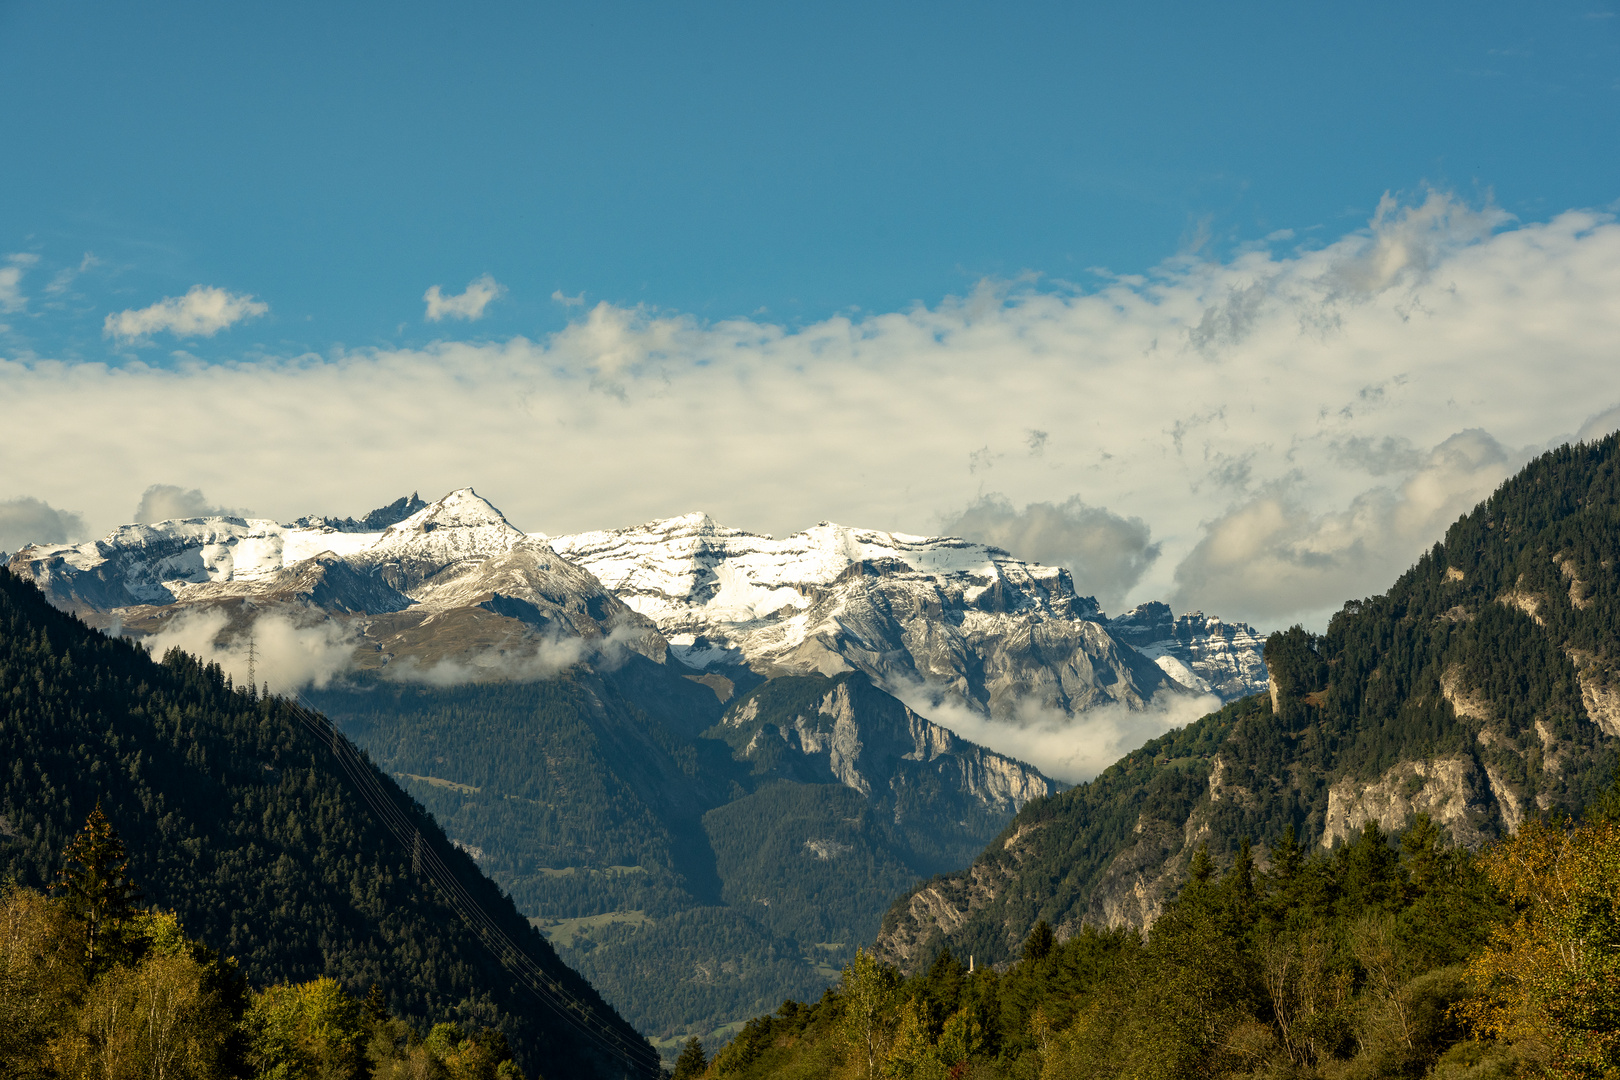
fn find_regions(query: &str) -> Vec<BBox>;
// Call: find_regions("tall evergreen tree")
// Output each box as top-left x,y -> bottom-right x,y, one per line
53,803 -> 140,971
671,1036 -> 708,1080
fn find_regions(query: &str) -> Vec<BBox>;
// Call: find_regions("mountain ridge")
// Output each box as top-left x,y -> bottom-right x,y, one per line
870,433 -> 1620,974
0,568 -> 656,1078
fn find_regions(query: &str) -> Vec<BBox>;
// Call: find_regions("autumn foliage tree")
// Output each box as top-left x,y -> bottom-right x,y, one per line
1462,811 -> 1620,1078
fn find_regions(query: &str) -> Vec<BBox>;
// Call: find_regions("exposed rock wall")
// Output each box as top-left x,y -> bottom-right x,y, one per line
1320,757 -> 1492,849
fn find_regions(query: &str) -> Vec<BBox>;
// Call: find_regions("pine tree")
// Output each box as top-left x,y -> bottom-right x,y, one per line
1022,920 -> 1056,964
1188,841 -> 1214,885
1271,822 -> 1303,884
53,803 -> 141,971
671,1036 -> 707,1080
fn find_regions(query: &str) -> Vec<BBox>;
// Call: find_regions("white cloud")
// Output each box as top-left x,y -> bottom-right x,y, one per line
133,484 -> 247,523
0,253 -> 38,313
938,494 -> 1159,610
8,191 -> 1620,630
424,274 -> 505,321
889,675 -> 1221,783
144,608 -> 356,694
0,496 -> 85,554
103,285 -> 268,342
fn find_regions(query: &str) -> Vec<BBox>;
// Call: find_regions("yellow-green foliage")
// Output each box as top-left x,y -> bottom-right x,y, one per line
700,811 -> 1620,1080
248,977 -> 368,1080
0,878 -> 532,1080
1460,814 -> 1620,1078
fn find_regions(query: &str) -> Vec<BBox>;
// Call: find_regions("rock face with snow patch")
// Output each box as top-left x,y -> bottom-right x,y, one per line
8,489 -> 662,676
1104,602 -> 1269,701
549,514 -> 1190,720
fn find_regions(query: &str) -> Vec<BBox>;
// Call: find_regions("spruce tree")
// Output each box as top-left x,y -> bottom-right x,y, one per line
1021,920 -> 1056,964
671,1036 -> 707,1080
53,803 -> 141,971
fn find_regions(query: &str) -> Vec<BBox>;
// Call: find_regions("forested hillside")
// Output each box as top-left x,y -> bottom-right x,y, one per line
0,570 -> 657,1079
306,665 -> 1054,1052
4,810 -> 544,1079
688,800 -> 1620,1080
876,434 -> 1620,972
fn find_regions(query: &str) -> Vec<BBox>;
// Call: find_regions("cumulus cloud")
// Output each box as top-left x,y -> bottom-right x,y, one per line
890,676 -> 1221,783
424,274 -> 505,322
103,285 -> 268,342
144,608 -> 356,694
939,494 -> 1159,611
1170,429 -> 1514,622
133,485 -> 247,524
8,191 -> 1620,629
0,496 -> 85,554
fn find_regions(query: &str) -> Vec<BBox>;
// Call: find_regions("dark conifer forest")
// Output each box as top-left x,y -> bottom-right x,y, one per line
0,569 -> 657,1079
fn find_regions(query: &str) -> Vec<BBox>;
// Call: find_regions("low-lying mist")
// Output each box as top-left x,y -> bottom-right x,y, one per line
888,676 -> 1222,785
138,608 -> 656,693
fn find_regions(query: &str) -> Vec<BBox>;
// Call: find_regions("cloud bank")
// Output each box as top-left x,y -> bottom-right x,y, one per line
7,191 -> 1620,629
939,494 -> 1160,611
104,285 -> 268,342
889,676 -> 1222,784
133,485 -> 247,524
0,496 -> 85,554
424,274 -> 505,321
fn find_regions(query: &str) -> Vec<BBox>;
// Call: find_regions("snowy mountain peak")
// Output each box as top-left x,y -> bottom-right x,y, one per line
543,513 -> 1175,719
1105,602 -> 1269,701
382,487 -> 521,539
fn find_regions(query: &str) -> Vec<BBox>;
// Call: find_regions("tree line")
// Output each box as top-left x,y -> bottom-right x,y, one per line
4,804 -> 530,1080
688,787 -> 1620,1080
0,569 -> 651,1079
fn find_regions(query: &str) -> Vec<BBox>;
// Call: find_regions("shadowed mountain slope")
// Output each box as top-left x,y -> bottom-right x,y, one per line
0,570 -> 657,1079
875,434 -> 1620,972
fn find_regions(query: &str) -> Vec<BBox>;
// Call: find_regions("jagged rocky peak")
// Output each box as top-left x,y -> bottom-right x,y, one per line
549,513 -> 1101,632
291,492 -> 429,533
1105,601 -> 1270,702
384,487 -> 522,538
356,488 -> 530,584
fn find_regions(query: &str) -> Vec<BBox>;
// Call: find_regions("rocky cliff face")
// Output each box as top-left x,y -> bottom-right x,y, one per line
874,437 -> 1620,973
1104,602 -> 1269,701
549,514 -> 1199,721
7,489 -> 664,675
712,672 -> 1058,879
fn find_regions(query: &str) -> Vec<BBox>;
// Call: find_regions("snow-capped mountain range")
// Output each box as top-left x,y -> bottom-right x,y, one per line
6,488 -> 1269,712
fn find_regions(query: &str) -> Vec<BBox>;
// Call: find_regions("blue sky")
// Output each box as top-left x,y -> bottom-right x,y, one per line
4,1 -> 1617,358
3,1 -> 1620,635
